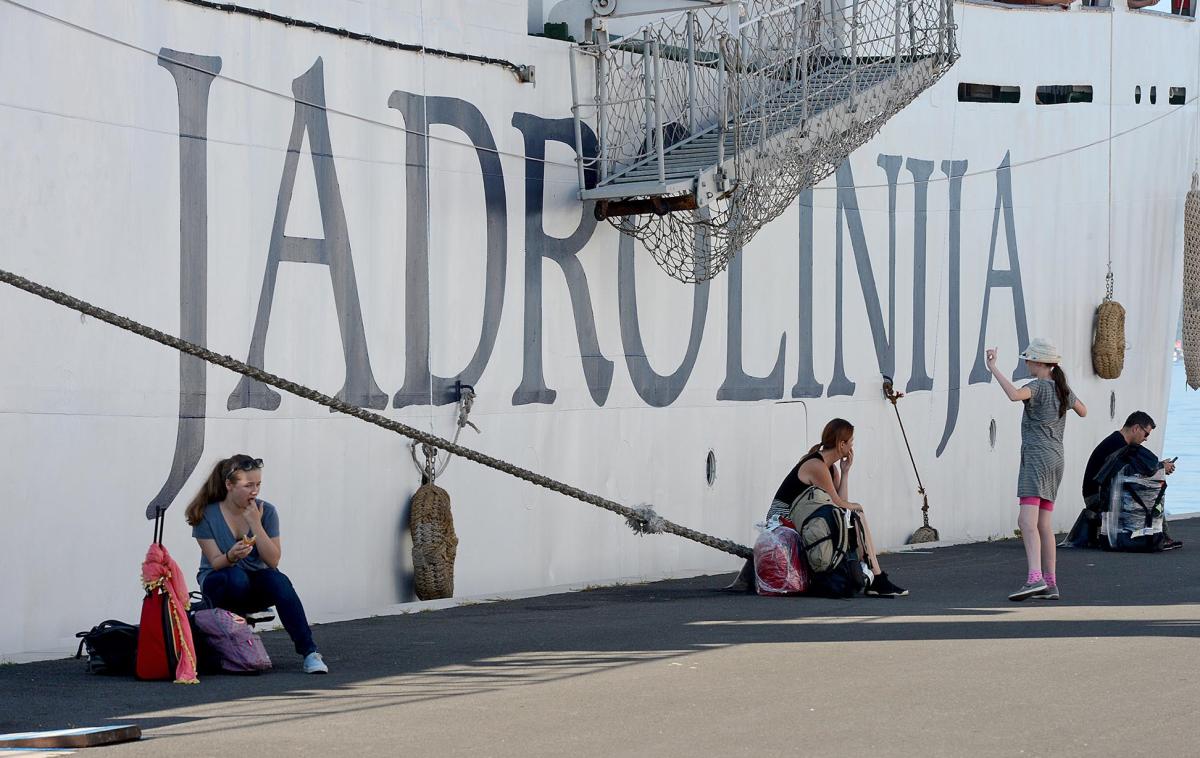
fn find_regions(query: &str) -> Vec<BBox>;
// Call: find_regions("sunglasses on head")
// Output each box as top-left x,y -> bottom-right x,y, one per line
224,458 -> 264,478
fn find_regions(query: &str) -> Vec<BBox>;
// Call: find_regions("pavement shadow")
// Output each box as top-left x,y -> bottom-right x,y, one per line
2,519 -> 1198,738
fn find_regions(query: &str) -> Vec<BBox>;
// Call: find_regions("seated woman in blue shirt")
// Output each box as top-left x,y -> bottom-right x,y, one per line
184,454 -> 328,674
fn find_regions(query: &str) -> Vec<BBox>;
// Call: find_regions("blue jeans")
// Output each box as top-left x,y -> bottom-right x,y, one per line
202,567 -> 317,656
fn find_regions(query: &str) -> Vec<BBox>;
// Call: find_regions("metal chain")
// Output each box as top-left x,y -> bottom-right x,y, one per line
410,388 -> 480,484
1105,266 -> 1114,302
0,266 -> 751,559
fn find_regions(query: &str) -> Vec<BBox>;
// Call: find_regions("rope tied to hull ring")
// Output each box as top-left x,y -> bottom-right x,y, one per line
0,266 -> 751,560
882,376 -> 939,544
409,386 -> 480,484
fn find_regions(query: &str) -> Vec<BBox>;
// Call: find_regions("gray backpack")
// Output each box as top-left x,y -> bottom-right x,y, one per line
799,503 -> 853,574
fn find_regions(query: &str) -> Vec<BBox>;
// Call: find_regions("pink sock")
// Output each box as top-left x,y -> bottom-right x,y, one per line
1027,570 -> 1043,585
1044,573 -> 1056,587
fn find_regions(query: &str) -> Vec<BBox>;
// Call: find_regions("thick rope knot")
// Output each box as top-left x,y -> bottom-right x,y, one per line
626,504 -> 666,535
457,389 -> 481,434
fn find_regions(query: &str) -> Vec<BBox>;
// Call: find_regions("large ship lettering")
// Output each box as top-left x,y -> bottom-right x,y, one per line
152,49 -> 1030,506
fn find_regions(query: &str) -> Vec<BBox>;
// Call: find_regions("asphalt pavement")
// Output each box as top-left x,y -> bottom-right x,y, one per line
3,518 -> 1198,757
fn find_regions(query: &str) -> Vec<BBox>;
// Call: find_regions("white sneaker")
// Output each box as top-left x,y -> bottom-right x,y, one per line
302,652 -> 328,674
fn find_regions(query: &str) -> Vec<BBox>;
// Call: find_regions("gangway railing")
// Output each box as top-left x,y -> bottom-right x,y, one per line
569,0 -> 958,282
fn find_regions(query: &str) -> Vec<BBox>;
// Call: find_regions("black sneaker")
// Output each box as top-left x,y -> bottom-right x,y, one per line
865,572 -> 908,597
1162,538 -> 1184,551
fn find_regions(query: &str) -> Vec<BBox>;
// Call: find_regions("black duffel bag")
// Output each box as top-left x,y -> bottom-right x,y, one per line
75,620 -> 139,675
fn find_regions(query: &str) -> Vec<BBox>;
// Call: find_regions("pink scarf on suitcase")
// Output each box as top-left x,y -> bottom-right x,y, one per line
140,543 -> 199,684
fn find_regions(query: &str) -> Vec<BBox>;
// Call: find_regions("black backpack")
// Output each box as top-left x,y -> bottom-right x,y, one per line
808,549 -> 868,598
800,505 -> 868,598
75,620 -> 139,675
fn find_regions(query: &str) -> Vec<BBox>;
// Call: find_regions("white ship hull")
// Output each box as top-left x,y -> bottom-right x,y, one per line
0,0 -> 1190,659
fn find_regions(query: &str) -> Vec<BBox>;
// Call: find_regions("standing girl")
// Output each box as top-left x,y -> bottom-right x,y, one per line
986,339 -> 1087,601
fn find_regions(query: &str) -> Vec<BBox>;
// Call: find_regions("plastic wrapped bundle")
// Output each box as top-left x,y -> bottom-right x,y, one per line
753,521 -> 808,596
1102,468 -> 1167,552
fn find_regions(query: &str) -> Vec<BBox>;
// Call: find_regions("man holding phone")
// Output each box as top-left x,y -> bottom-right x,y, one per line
1074,410 -> 1182,549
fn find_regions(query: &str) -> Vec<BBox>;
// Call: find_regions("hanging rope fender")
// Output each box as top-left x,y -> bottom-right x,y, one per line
881,376 -> 939,543
1092,268 -> 1126,380
0,267 -> 751,559
1183,173 -> 1200,390
408,392 -> 475,601
410,480 -> 458,600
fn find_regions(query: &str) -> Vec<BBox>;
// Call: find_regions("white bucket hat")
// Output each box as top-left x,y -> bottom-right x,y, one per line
1019,337 -> 1061,364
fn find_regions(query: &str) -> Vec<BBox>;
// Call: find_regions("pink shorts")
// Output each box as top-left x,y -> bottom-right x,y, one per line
1019,496 -> 1054,512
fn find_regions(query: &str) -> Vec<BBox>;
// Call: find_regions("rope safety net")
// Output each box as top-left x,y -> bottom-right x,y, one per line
580,0 -> 958,283
0,267 -> 752,559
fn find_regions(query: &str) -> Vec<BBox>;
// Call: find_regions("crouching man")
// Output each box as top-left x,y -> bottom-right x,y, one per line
1065,411 -> 1182,550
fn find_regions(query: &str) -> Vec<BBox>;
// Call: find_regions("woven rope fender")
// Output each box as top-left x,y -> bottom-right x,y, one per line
410,483 -> 458,600
1184,179 -> 1200,389
1092,300 -> 1126,379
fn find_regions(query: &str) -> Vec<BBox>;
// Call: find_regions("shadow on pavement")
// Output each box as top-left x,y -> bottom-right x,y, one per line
2,519 -> 1198,740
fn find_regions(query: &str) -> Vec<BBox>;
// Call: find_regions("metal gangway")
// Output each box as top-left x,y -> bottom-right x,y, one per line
569,0 -> 958,282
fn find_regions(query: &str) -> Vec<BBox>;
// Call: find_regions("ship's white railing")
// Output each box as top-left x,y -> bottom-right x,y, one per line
569,0 -> 957,282
570,0 -> 955,191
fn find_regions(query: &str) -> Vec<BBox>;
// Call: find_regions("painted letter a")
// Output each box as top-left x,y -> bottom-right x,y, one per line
229,58 -> 386,412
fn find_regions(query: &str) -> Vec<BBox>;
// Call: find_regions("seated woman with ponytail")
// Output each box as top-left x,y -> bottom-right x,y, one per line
768,418 -> 908,597
185,454 -> 328,674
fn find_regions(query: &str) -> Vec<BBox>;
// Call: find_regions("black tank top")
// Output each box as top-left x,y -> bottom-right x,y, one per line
773,451 -> 831,504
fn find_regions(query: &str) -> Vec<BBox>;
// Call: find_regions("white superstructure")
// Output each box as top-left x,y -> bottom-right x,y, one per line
0,0 -> 1191,660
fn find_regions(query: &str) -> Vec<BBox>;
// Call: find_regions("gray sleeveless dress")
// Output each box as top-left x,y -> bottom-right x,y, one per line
1017,379 -> 1077,501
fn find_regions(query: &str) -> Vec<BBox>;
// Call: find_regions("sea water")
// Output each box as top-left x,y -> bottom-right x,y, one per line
1164,361 -> 1199,515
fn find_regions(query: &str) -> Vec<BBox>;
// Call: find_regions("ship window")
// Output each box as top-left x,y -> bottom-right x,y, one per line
1170,87 -> 1186,105
1035,85 -> 1093,105
1150,86 -> 1158,104
957,83 -> 1020,103
1134,85 -> 1142,104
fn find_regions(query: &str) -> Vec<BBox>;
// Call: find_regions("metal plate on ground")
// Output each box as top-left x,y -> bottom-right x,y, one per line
0,724 -> 141,749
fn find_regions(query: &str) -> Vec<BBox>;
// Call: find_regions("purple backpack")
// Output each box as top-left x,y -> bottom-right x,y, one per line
192,609 -> 272,673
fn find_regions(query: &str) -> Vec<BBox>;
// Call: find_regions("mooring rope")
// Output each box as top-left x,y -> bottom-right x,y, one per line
0,266 -> 751,559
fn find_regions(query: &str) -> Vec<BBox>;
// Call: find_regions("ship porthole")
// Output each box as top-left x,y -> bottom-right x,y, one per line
1110,391 -> 1117,420
706,450 -> 717,487
989,419 -> 997,450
